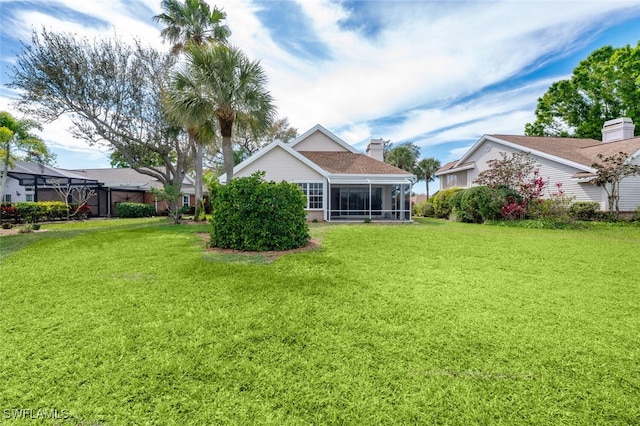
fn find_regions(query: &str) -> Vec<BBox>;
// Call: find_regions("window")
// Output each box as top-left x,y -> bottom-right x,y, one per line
182,195 -> 190,207
3,194 -> 11,203
26,194 -> 34,202
297,183 -> 323,209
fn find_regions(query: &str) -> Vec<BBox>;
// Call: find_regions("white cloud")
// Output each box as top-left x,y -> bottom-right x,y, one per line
247,0 -> 637,135
338,122 -> 372,144
2,0 -> 639,167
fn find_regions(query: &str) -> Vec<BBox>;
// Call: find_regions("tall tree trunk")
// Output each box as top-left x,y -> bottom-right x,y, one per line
0,139 -> 11,207
194,142 -> 203,221
426,179 -> 430,201
218,116 -> 235,181
222,135 -> 234,180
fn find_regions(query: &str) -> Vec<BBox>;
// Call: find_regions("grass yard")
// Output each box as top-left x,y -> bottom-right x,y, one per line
1,218 -> 639,425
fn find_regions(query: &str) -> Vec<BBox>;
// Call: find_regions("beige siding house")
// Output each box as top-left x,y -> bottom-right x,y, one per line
436,118 -> 640,213
220,124 -> 416,221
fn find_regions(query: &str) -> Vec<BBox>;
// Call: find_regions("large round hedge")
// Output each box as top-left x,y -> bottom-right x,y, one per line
210,172 -> 310,251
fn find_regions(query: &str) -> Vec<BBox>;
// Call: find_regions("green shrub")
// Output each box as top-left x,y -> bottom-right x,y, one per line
449,189 -> 465,212
211,172 -> 310,251
13,202 -> 42,222
115,202 -> 155,218
12,201 -> 68,222
431,188 -> 463,219
569,202 -> 601,221
40,201 -> 69,220
455,186 -> 492,223
632,206 -> 640,222
451,185 -> 521,223
413,200 -> 435,217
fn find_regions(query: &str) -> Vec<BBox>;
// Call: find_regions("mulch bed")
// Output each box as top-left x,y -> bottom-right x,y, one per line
198,233 -> 322,261
0,227 -> 47,236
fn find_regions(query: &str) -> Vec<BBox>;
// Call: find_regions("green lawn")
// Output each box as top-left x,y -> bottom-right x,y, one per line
1,218 -> 639,425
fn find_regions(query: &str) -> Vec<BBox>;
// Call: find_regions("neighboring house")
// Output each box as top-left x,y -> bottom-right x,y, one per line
220,124 -> 416,221
3,161 -> 197,217
3,161 -> 100,206
411,194 -> 428,205
436,118 -> 640,213
73,168 -> 197,217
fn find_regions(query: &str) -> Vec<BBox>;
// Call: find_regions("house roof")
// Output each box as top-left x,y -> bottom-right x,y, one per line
70,168 -> 195,191
8,161 -> 100,186
222,125 -> 415,183
288,124 -> 359,153
439,134 -> 640,175
436,160 -> 474,175
71,168 -> 162,189
299,151 -> 411,175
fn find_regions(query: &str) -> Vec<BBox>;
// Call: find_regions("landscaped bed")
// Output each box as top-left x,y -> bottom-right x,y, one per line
1,218 -> 638,424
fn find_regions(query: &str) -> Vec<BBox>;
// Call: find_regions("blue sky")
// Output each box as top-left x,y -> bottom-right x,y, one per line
1,0 -> 640,193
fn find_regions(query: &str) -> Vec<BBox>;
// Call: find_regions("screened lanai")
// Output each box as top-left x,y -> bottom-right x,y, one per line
326,177 -> 413,221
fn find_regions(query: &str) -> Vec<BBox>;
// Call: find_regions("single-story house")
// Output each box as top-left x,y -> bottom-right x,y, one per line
2,160 -> 101,208
72,168 -> 197,217
3,161 -> 197,217
435,117 -> 640,213
220,124 -> 416,221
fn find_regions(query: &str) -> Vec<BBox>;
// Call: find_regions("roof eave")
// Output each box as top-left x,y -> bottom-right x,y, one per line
435,162 -> 475,176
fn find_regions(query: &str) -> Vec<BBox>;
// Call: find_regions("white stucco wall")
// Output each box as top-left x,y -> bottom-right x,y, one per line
293,130 -> 350,152
2,176 -> 34,202
234,145 -> 323,181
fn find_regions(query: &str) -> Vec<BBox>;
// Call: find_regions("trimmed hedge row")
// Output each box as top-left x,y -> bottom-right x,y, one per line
210,172 -> 310,251
115,202 -> 156,218
1,202 -> 91,223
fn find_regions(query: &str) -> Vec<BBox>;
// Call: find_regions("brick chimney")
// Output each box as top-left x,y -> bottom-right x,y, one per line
366,138 -> 384,162
602,117 -> 635,142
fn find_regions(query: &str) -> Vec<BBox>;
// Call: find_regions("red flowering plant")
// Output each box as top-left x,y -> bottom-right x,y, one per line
518,169 -> 548,215
501,197 -> 527,220
1,204 -> 20,223
70,203 -> 92,220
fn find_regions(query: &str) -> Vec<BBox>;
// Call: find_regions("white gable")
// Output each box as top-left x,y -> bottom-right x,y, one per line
233,145 -> 323,182
289,124 -> 359,153
293,130 -> 350,152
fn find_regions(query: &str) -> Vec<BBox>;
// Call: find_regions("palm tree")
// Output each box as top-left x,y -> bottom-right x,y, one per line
154,0 -> 230,219
385,143 -> 420,173
168,44 -> 275,181
416,157 -> 441,200
153,0 -> 230,54
0,111 -> 53,205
